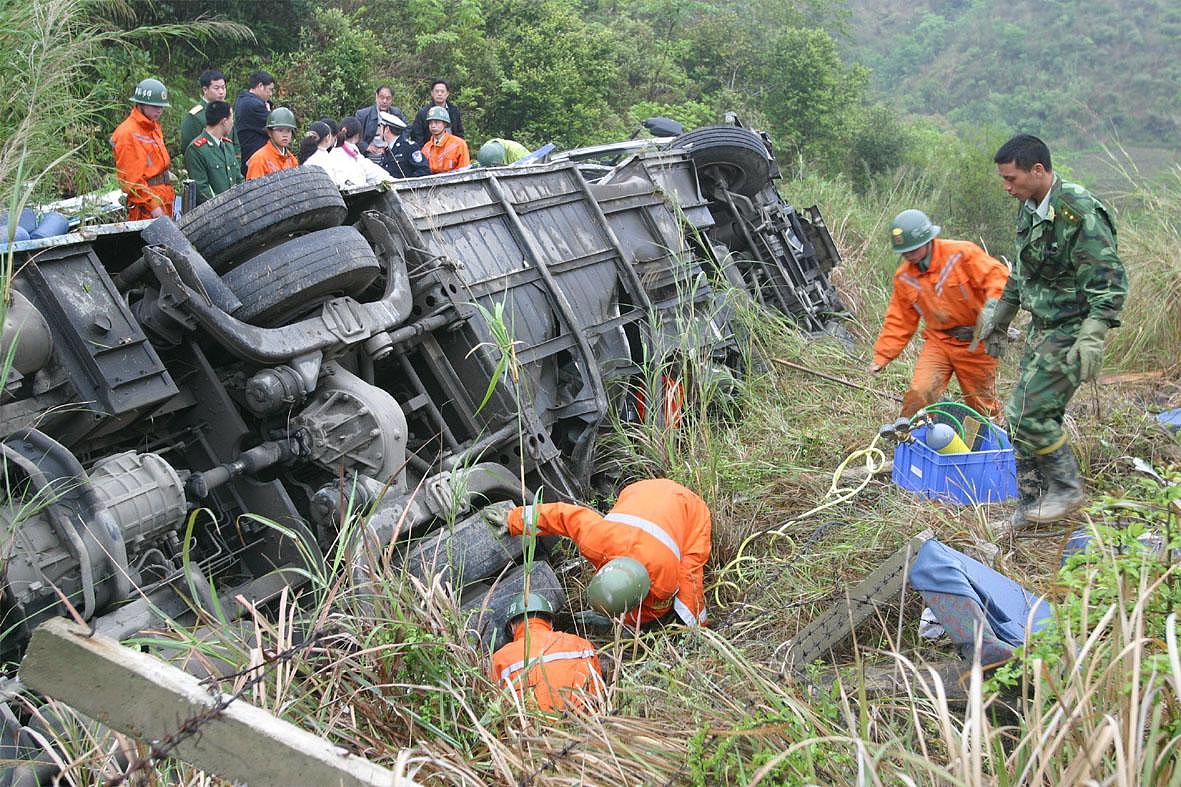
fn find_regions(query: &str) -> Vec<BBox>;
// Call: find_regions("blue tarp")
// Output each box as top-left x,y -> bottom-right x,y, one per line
1157,408 -> 1181,432
909,539 -> 1051,647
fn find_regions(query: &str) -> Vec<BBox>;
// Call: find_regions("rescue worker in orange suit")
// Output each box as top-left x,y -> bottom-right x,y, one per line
869,209 -> 1010,417
111,78 -> 174,220
245,107 -> 299,180
489,593 -> 603,713
419,105 -> 469,173
485,479 -> 711,628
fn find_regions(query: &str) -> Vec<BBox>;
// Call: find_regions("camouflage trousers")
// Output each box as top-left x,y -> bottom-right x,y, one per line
1003,325 -> 1082,459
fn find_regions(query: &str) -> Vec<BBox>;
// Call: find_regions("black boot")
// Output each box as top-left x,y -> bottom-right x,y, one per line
1026,442 -> 1087,524
1009,456 -> 1043,527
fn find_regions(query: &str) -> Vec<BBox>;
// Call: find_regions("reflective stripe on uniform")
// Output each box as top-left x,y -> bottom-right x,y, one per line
519,505 -> 539,534
604,512 -> 681,560
672,596 -> 705,627
934,252 -> 962,295
899,273 -> 923,290
499,649 -> 597,685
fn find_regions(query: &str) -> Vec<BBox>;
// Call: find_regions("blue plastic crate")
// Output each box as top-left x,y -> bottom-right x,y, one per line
892,423 -> 1017,505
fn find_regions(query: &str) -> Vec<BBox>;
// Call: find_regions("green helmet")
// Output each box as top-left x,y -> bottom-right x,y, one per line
478,141 -> 506,167
426,105 -> 451,125
130,78 -> 170,108
504,592 -> 555,635
266,107 -> 297,130
890,209 -> 940,253
587,557 -> 650,616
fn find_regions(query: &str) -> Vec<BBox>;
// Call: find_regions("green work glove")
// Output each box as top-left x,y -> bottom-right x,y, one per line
1066,317 -> 1109,382
481,500 -> 515,535
970,298 -> 1018,355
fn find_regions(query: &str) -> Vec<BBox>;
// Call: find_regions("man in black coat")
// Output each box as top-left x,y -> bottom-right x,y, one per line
356,85 -> 401,162
233,70 -> 275,175
410,78 -> 463,146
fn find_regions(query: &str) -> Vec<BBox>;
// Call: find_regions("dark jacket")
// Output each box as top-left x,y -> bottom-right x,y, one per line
410,100 -> 464,146
234,90 -> 271,175
355,104 -> 383,146
356,104 -> 407,161
380,133 -> 431,178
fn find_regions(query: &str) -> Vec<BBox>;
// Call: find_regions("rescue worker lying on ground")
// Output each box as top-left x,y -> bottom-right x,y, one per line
869,209 -> 1010,417
485,479 -> 711,628
489,593 -> 603,713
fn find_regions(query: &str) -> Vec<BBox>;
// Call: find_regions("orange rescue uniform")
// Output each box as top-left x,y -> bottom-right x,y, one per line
421,131 -> 470,173
489,618 -> 602,713
245,141 -> 298,180
872,238 -> 1009,417
110,106 -> 173,220
508,479 -> 711,628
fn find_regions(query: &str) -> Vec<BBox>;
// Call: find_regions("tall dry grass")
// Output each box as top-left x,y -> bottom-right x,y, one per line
21,514 -> 1180,785
1104,165 -> 1181,372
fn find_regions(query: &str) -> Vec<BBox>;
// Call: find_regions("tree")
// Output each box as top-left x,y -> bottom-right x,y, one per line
483,0 -> 622,147
272,8 -> 382,124
755,27 -> 869,165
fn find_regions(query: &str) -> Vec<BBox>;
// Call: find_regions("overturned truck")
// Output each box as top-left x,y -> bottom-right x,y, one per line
0,121 -> 846,671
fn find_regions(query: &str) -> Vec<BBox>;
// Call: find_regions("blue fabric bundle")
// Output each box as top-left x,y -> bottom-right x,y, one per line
909,539 -> 1051,648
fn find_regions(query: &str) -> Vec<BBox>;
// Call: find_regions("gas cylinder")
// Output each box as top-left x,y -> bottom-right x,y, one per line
926,423 -> 969,454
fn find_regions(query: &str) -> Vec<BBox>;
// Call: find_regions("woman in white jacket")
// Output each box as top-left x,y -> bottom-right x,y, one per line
327,116 -> 393,188
299,120 -> 341,182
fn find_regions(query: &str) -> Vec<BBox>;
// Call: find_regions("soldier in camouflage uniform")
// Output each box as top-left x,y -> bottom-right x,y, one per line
975,134 -> 1127,527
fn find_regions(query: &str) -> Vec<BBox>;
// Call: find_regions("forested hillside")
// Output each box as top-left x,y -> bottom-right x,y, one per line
845,0 -> 1181,150
102,1 -> 865,155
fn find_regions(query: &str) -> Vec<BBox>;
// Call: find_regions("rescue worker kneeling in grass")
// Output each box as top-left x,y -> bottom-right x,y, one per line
869,209 -> 1010,418
489,593 -> 603,713
485,479 -> 711,628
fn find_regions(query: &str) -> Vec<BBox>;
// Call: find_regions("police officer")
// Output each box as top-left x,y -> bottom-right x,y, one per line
377,110 -> 430,178
111,78 -> 173,220
977,134 -> 1127,526
184,100 -> 242,204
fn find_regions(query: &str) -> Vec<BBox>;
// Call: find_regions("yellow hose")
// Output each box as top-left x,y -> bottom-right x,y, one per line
710,434 -> 889,605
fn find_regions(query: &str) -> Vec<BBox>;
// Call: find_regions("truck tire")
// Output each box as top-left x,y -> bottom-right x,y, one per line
178,167 -> 347,272
222,226 -> 381,326
670,125 -> 773,199
460,561 -> 565,650
403,511 -> 523,589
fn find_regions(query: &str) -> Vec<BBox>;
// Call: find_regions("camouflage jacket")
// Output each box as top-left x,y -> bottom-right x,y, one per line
999,175 -> 1127,328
